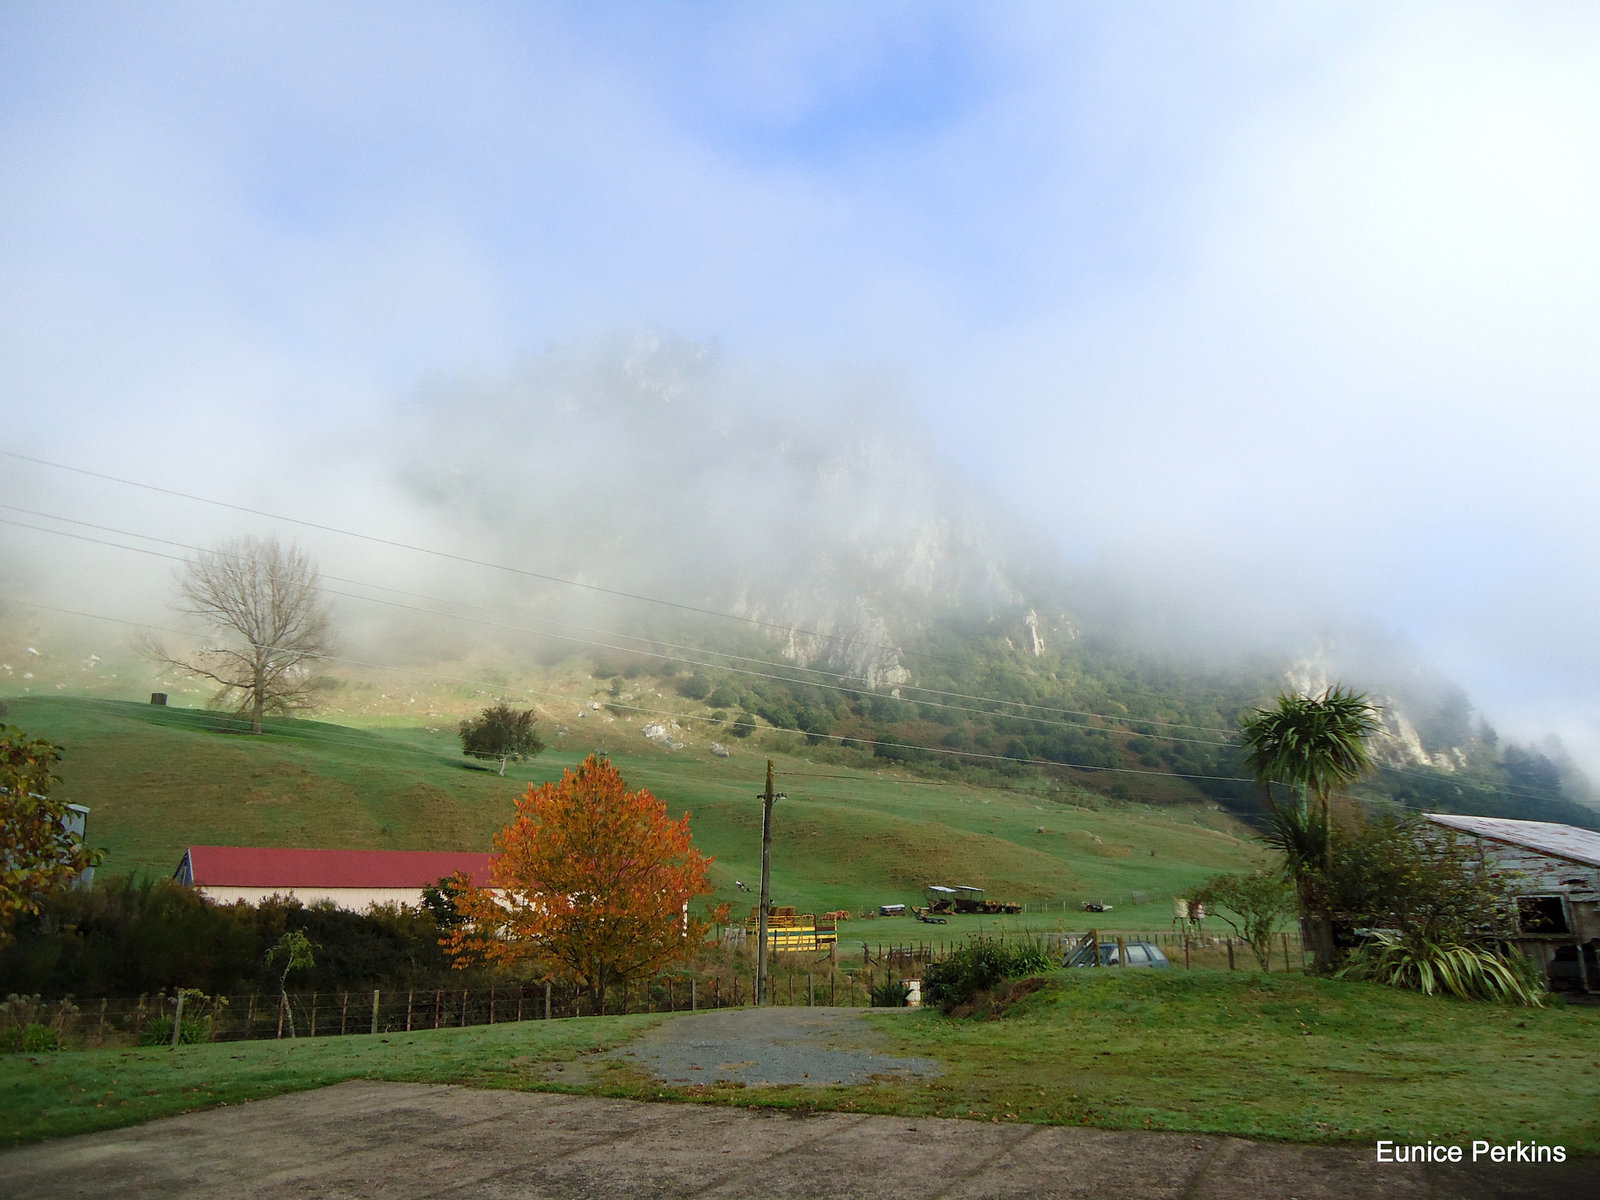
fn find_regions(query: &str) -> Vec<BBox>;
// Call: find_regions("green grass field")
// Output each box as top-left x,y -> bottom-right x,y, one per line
5,695 -> 1268,935
4,972 -> 1596,1152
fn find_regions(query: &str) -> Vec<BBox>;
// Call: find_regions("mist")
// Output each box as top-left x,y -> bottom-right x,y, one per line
3,4 -> 1599,771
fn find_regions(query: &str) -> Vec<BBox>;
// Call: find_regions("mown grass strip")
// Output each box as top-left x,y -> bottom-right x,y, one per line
7,973 -> 1599,1155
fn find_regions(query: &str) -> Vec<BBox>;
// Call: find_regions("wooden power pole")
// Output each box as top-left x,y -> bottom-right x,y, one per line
754,759 -> 784,1006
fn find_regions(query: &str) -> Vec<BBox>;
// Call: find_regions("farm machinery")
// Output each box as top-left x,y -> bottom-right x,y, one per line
915,884 -> 1023,919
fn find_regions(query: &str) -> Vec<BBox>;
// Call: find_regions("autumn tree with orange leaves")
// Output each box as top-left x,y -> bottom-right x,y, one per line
443,755 -> 724,1013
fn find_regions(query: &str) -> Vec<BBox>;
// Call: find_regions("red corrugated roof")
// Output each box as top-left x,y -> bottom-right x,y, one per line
180,846 -> 495,889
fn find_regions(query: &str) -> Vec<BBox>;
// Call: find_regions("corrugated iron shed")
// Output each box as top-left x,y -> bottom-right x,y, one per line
1423,814 -> 1600,869
175,846 -> 495,889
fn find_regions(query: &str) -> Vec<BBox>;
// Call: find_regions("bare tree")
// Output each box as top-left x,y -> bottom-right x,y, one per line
146,536 -> 335,733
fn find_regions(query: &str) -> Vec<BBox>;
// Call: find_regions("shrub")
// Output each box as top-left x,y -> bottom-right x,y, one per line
705,686 -> 738,709
730,712 -> 758,739
1003,935 -> 1054,976
1336,933 -> 1545,1007
139,1015 -> 208,1046
0,1022 -> 59,1053
869,978 -> 911,1007
676,674 -> 713,701
922,938 -> 1031,1010
921,947 -> 1004,1011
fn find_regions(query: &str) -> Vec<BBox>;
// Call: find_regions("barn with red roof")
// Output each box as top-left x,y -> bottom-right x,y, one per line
174,846 -> 495,911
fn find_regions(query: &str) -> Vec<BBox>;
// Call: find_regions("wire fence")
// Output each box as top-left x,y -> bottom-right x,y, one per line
2,929 -> 1308,1051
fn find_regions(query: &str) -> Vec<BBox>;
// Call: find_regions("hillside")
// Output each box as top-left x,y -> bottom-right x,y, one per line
6,696 -> 1267,933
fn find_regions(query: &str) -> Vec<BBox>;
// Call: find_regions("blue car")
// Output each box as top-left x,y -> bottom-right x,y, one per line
1064,940 -> 1172,968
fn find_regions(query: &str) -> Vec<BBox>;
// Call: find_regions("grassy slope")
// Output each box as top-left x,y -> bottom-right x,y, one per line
8,695 -> 1266,935
3,973 -> 1596,1152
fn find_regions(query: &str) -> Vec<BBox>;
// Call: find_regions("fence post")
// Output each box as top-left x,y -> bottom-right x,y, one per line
310,993 -> 318,1038
808,973 -> 814,1006
407,991 -> 415,1032
1184,936 -> 1190,970
691,979 -> 697,1011
171,991 -> 185,1048
96,998 -> 107,1047
1282,932 -> 1291,973
460,988 -> 468,1027
1227,938 -> 1235,971
246,994 -> 256,1038
544,982 -> 552,1020
370,990 -> 380,1035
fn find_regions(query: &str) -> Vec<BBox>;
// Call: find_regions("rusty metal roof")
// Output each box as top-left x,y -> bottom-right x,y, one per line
1424,814 -> 1600,869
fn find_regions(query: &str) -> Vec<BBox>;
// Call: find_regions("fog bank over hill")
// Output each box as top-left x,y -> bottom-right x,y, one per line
367,335 -> 1585,791
380,334 -> 1060,684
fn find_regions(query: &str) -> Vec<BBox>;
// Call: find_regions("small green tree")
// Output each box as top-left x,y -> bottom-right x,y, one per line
1,726 -> 97,949
1328,813 -> 1512,947
459,703 -> 545,776
420,874 -> 469,930
1237,685 -> 1378,972
1193,870 -> 1293,971
266,929 -> 316,1037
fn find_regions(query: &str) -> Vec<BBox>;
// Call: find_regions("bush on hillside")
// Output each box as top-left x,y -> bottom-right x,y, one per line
676,674 -> 713,700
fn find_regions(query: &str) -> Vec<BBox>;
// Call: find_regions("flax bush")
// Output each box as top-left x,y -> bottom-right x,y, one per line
1336,932 -> 1545,1007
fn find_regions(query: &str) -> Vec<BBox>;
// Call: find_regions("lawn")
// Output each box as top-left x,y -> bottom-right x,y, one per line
6,972 -> 1597,1154
0,1012 -> 665,1147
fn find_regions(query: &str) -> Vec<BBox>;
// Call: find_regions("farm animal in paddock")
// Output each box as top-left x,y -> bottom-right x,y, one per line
735,880 -> 750,892
822,909 -> 851,921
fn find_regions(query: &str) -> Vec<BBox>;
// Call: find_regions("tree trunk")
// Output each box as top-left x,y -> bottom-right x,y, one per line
251,664 -> 266,735
1304,915 -> 1337,974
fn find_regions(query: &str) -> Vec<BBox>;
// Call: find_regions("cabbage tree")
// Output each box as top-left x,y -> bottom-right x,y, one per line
1238,685 -> 1378,971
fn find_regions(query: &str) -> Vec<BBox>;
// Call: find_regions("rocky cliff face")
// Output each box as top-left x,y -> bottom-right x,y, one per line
395,334 -> 1060,686
1283,655 -> 1473,773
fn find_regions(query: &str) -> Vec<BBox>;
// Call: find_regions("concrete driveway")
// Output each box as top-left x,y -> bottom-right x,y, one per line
2,1078 -> 1587,1199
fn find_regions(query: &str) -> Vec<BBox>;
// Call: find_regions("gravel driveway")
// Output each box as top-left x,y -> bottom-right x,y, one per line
605,1004 -> 941,1086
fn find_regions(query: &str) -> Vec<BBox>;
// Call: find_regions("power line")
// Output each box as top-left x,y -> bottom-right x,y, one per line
0,509 -> 1235,749
3,489 -> 1573,809
5,526 -> 1572,807
0,452 -> 1244,736
1,451 -> 926,660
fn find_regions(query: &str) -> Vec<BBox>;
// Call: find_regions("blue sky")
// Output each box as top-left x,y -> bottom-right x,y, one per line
4,2 -> 1600,765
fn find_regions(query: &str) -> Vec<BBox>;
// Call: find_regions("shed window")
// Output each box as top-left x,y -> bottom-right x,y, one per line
1517,895 -> 1569,934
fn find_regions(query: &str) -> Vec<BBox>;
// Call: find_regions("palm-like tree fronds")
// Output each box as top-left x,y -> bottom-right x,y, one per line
1238,685 -> 1380,807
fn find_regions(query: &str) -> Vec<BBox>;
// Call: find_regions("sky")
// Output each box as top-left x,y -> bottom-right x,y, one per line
3,2 -> 1599,765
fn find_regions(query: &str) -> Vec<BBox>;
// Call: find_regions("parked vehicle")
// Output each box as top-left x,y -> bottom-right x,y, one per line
922,884 -> 1023,915
1064,940 -> 1172,968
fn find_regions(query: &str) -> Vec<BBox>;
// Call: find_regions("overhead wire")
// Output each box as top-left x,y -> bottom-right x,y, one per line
0,507 -> 1235,749
0,452 -> 1242,735
1,471 -> 1570,809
